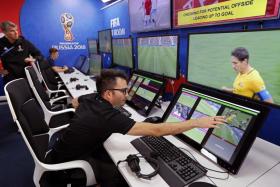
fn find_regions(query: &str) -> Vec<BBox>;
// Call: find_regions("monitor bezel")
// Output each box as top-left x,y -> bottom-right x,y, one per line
74,55 -> 87,70
128,0 -> 172,33
136,34 -> 180,79
126,70 -> 166,116
112,37 -> 134,69
98,29 -> 112,53
87,38 -> 98,55
79,58 -> 90,75
88,53 -> 103,77
162,83 -> 269,174
186,28 -> 280,109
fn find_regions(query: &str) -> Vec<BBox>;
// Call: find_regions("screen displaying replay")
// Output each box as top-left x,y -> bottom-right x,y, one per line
126,72 -> 165,116
89,54 -> 102,77
137,35 -> 178,78
87,39 -> 98,54
164,85 -> 265,168
112,38 -> 133,68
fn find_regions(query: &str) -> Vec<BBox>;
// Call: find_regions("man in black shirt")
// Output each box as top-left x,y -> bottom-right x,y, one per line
0,21 -> 42,84
49,69 -> 225,186
47,47 -> 68,73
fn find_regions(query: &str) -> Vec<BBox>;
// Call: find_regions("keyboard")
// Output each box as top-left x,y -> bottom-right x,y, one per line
131,136 -> 207,186
64,67 -> 74,74
115,106 -> 132,117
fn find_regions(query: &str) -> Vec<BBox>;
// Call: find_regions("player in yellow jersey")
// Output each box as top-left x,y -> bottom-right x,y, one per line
222,47 -> 273,103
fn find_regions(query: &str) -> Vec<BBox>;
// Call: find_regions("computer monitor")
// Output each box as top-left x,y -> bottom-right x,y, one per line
98,29 -> 112,53
126,71 -> 166,116
89,54 -> 102,77
187,29 -> 280,106
74,55 -> 87,70
80,57 -> 90,75
128,0 -> 171,33
112,38 -> 134,68
162,83 -> 268,174
87,39 -> 98,54
137,35 -> 179,79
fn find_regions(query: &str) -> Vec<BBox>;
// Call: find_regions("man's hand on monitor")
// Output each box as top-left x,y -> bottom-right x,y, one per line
194,116 -> 226,129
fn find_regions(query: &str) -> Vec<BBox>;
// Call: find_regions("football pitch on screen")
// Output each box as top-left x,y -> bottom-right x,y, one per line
113,46 -> 133,68
138,46 -> 177,78
188,31 -> 280,104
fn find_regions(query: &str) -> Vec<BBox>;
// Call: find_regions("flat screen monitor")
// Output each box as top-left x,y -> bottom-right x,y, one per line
128,0 -> 171,33
74,55 -> 87,70
87,39 -> 98,54
112,38 -> 133,68
89,54 -> 102,77
126,71 -> 166,116
187,29 -> 280,106
162,83 -> 268,174
98,29 -> 112,53
137,35 -> 179,79
80,57 -> 90,75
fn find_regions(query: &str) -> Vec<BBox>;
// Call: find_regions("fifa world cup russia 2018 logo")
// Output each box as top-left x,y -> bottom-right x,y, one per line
60,13 -> 74,41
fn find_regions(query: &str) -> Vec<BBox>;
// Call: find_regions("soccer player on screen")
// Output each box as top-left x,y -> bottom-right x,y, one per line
222,47 -> 273,103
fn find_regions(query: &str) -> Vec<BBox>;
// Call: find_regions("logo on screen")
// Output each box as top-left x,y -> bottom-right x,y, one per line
60,13 -> 74,41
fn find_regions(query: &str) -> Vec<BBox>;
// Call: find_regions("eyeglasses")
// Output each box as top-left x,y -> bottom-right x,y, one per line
107,88 -> 128,95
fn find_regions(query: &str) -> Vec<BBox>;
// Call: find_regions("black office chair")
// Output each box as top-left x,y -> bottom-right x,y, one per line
31,61 -> 67,98
36,59 -> 65,91
25,66 -> 74,128
4,79 -> 97,187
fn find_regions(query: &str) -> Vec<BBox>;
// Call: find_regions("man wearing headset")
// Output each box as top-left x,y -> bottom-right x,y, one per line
49,69 -> 225,187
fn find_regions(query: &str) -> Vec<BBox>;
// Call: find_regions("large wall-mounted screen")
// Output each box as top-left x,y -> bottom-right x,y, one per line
129,0 -> 171,33
112,38 -> 133,68
98,29 -> 112,53
187,29 -> 280,106
137,35 -> 178,79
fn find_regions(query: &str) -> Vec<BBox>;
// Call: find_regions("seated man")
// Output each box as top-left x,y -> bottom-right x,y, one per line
48,69 -> 225,187
47,47 -> 68,73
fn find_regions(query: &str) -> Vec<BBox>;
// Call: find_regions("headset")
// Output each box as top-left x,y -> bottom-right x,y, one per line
117,153 -> 160,180
76,84 -> 89,90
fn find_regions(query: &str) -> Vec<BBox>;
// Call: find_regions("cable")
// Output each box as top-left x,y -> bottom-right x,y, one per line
179,147 -> 230,182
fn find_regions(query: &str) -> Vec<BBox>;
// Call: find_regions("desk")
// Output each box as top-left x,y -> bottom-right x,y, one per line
104,134 -> 280,187
248,162 -> 280,187
58,68 -> 96,98
104,103 -> 280,187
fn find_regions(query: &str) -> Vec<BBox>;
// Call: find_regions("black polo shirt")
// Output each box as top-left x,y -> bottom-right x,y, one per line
52,93 -> 136,162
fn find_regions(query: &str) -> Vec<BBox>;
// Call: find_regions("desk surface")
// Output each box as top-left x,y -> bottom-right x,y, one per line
105,102 -> 280,187
59,68 -> 96,98
248,162 -> 280,187
104,134 -> 280,187
59,68 -> 280,186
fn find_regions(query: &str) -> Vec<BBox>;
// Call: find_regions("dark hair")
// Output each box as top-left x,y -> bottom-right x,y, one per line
96,69 -> 128,95
231,47 -> 249,61
49,47 -> 58,54
0,21 -> 17,32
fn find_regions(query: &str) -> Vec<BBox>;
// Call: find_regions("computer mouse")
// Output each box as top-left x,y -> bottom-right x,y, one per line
143,116 -> 162,123
188,181 -> 216,187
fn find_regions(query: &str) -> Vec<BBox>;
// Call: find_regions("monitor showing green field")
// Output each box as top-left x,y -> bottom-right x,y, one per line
98,29 -> 112,53
87,39 -> 98,54
112,38 -> 133,68
89,54 -> 102,77
137,35 -> 178,78
188,30 -> 280,105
